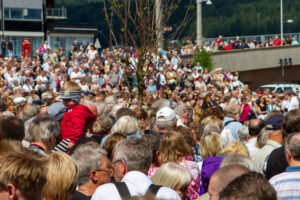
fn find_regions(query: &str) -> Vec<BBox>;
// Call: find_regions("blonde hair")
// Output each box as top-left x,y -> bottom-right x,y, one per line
61,81 -> 81,92
43,152 -> 78,200
151,162 -> 192,190
200,132 -> 223,160
0,151 -> 47,200
200,115 -> 224,131
103,132 -> 126,160
158,131 -> 191,165
220,141 -> 250,158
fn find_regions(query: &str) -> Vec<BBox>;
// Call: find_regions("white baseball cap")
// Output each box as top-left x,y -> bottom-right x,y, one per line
156,107 -> 176,122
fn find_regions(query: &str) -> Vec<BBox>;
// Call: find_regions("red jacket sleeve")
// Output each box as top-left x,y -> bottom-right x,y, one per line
69,110 -> 87,143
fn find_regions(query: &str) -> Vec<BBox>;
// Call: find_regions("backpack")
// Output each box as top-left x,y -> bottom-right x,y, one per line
114,182 -> 162,199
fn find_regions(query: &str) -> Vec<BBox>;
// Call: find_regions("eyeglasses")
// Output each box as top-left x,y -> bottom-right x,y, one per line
111,159 -> 122,166
111,159 -> 127,167
95,166 -> 112,174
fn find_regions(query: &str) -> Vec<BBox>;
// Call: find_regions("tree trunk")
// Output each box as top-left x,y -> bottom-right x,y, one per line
136,61 -> 144,109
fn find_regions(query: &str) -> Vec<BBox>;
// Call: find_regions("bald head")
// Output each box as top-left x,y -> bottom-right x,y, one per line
248,119 -> 266,137
208,164 -> 249,200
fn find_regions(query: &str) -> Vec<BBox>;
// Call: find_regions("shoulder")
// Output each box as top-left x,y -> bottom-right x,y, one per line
269,172 -> 291,185
269,146 -> 285,159
92,183 -> 119,200
156,187 -> 181,200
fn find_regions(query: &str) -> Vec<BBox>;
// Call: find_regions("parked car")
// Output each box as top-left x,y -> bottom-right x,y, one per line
256,83 -> 300,93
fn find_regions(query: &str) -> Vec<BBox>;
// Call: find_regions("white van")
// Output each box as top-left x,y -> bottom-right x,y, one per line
257,83 -> 300,93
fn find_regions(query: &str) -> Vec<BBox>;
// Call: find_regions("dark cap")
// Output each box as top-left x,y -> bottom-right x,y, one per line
266,114 -> 284,130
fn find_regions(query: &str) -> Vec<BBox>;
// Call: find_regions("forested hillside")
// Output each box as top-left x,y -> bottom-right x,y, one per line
55,0 -> 300,40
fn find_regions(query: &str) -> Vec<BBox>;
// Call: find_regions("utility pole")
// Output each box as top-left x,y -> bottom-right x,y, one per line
1,0 -> 4,38
155,0 -> 163,49
196,0 -> 202,47
280,0 -> 283,40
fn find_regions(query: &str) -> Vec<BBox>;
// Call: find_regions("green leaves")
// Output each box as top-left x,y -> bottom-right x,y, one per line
193,49 -> 213,72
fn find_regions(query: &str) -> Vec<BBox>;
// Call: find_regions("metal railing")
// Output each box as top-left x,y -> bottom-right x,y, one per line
46,8 -> 67,20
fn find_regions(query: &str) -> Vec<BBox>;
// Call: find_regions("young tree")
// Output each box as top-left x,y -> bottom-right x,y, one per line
193,48 -> 213,72
104,0 -> 193,107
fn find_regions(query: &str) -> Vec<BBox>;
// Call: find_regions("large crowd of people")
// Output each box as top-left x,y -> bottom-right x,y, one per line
0,39 -> 300,200
164,35 -> 300,56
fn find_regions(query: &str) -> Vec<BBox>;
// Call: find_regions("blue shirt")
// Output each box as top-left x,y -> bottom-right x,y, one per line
147,85 -> 157,94
286,166 -> 300,172
223,117 -> 243,140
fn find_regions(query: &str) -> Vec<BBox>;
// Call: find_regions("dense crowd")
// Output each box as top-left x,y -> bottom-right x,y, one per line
0,39 -> 300,200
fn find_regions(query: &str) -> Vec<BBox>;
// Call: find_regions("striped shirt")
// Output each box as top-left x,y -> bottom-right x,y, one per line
269,166 -> 300,200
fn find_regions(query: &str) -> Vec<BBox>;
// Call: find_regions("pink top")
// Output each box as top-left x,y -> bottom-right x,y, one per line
240,104 -> 250,122
148,166 -> 159,178
180,157 -> 201,200
147,156 -> 201,200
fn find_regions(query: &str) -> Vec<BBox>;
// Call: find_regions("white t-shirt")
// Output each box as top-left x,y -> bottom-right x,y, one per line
23,84 -> 33,92
288,96 -> 299,111
80,84 -> 89,92
157,73 -> 166,85
88,50 -> 98,61
91,171 -> 180,200
70,72 -> 82,80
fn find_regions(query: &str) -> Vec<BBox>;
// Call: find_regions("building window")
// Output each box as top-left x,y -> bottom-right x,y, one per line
10,8 -> 23,19
4,9 -> 9,18
25,9 -> 42,20
4,8 -> 42,20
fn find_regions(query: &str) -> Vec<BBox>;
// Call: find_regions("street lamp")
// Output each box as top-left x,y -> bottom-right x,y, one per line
196,0 -> 212,47
280,0 -> 294,40
280,0 -> 283,40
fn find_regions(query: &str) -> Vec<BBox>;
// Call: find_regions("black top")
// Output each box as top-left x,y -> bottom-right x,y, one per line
265,146 -> 288,180
259,103 -> 267,112
91,135 -> 103,144
71,191 -> 91,200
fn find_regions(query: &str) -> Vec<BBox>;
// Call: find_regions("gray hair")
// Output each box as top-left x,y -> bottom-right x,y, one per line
220,154 -> 255,171
24,117 -> 34,142
175,104 -> 193,121
2,111 -> 15,117
104,95 -> 117,105
151,99 -> 171,113
224,104 -> 240,118
201,123 -> 222,135
238,126 -> 250,142
20,104 -> 40,122
157,120 -> 175,130
95,102 -> 106,117
71,143 -> 107,186
256,127 -> 270,148
103,104 -> 113,117
111,115 -> 139,135
285,132 -> 300,161
28,114 -> 60,143
114,137 -> 152,174
111,104 -> 124,116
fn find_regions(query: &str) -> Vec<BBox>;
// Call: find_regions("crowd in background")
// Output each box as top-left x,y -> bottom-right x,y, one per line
174,35 -> 300,56
0,39 -> 300,200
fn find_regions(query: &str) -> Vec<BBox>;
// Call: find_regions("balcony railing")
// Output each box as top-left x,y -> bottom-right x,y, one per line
46,8 -> 67,20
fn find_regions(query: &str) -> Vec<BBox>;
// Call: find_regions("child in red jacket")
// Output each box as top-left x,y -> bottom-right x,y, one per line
60,81 -> 96,150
